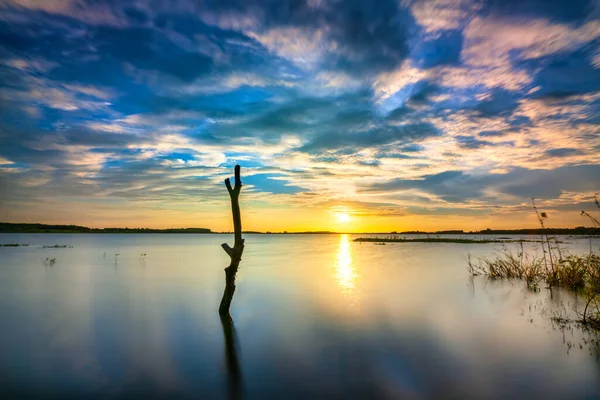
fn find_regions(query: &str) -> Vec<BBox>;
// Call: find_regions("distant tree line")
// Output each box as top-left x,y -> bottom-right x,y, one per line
0,223 -> 211,234
1,222 -> 598,235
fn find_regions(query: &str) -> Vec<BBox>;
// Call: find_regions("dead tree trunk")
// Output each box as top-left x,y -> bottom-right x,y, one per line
219,165 -> 245,315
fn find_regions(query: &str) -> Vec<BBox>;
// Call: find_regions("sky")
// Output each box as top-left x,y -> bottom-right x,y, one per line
0,0 -> 599,232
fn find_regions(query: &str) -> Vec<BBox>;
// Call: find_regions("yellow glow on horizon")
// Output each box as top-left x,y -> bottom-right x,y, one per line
10,201 -> 593,233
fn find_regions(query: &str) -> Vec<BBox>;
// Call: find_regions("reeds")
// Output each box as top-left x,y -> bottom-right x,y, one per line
469,196 -> 600,327
468,242 -> 545,290
468,246 -> 597,293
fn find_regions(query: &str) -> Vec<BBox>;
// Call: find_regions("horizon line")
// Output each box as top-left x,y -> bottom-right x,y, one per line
1,222 -> 598,235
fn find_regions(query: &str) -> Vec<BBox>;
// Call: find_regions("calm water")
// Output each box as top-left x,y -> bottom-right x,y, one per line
1,233 -> 599,399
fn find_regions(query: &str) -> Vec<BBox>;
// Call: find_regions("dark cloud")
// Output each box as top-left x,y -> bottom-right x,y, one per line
545,148 -> 584,158
523,44 -> 600,99
478,131 -> 506,138
386,105 -> 417,122
360,170 -> 475,203
401,144 -> 425,153
0,123 -> 139,168
455,135 -> 493,149
124,7 -> 149,24
455,135 -> 514,149
407,80 -> 439,106
205,0 -> 417,75
475,89 -> 520,117
414,30 -> 463,69
84,25 -> 214,82
201,89 -> 378,145
299,122 -> 439,153
483,0 -> 596,24
243,96 -> 337,134
360,165 -> 600,203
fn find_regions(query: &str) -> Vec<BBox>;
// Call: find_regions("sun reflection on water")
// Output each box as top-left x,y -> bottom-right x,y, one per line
335,234 -> 356,294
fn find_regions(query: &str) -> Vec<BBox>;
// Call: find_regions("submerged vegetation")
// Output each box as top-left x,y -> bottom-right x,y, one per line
43,258 -> 56,266
355,235 -> 541,244
469,197 -> 600,328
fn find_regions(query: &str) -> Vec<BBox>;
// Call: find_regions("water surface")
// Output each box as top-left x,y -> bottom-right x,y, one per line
1,233 -> 599,399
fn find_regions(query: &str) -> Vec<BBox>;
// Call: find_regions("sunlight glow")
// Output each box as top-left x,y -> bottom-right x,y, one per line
336,213 -> 351,223
335,234 -> 356,293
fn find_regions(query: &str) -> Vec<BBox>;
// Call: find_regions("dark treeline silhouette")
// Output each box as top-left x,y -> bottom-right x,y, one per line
399,227 -> 600,235
0,223 -> 211,234
2,223 -> 599,236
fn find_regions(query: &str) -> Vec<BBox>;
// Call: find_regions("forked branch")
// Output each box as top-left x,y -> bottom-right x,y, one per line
219,165 -> 245,315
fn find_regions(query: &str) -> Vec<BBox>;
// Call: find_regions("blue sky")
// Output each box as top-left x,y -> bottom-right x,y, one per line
0,0 -> 599,231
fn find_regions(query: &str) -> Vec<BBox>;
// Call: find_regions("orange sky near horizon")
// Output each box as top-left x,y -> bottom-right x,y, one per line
2,199 -> 596,232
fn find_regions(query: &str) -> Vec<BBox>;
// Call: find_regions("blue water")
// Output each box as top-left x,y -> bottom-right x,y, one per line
0,234 -> 599,399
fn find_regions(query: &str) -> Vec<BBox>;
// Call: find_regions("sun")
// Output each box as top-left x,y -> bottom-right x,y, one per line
336,213 -> 351,223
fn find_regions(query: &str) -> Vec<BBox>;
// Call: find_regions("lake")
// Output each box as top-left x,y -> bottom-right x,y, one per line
1,233 -> 599,399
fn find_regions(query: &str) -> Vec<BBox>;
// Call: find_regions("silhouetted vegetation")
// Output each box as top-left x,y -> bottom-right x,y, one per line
0,223 -> 211,234
355,235 -> 541,244
469,197 -> 600,328
468,244 -> 544,289
0,243 -> 29,247
400,227 -> 600,235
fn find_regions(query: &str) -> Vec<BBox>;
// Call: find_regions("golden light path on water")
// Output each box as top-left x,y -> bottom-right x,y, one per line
335,234 -> 356,294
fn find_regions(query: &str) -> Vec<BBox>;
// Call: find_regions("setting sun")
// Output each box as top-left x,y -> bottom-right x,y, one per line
336,213 -> 351,223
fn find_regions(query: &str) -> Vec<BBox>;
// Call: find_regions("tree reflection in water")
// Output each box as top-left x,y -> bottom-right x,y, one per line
220,314 -> 242,399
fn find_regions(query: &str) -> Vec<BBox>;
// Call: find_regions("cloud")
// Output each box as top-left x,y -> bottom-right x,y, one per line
360,165 -> 600,203
522,45 -> 600,99
545,148 -> 584,158
203,0 -> 417,75
0,0 -> 598,228
455,135 -> 514,149
482,0 -> 599,24
463,17 -> 600,66
413,29 -> 464,69
407,0 -> 480,33
299,122 -> 439,153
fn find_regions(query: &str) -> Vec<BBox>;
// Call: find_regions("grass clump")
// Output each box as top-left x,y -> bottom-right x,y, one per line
468,243 -> 544,290
469,197 -> 600,327
468,246 -> 597,293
